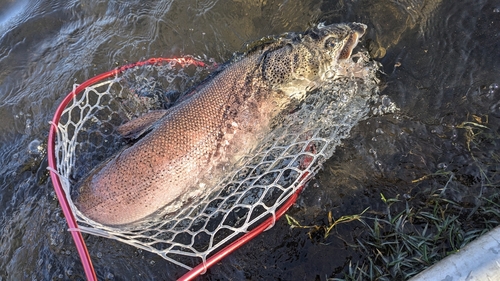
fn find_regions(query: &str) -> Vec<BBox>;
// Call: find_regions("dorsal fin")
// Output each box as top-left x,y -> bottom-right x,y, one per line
116,109 -> 169,139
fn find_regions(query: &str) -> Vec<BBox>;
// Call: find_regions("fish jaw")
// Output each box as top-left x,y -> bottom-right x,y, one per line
338,23 -> 366,60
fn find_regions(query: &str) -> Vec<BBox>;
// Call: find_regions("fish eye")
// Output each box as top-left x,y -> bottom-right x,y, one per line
324,37 -> 337,49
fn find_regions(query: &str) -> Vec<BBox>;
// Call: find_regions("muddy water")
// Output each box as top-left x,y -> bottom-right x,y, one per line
0,0 -> 499,280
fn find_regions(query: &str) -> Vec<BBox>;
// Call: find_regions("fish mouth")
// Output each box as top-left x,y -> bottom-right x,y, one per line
338,23 -> 366,60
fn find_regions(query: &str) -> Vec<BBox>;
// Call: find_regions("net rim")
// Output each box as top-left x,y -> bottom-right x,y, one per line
47,57 -> 305,281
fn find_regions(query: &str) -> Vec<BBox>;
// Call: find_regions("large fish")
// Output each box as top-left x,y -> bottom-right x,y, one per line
76,22 -> 367,226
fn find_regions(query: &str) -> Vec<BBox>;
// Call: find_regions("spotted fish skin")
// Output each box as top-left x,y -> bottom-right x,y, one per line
76,23 -> 367,226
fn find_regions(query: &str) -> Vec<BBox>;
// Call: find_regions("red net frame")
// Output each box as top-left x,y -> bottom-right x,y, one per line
47,57 -> 306,280
47,49 -> 379,280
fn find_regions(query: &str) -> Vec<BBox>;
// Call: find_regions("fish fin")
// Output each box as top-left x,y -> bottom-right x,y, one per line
117,110 -> 169,139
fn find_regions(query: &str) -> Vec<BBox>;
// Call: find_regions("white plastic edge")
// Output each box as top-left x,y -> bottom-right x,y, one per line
410,225 -> 500,281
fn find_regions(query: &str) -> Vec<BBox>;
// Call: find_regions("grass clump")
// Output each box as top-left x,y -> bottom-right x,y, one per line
333,117 -> 500,280
288,116 -> 500,280
326,189 -> 500,281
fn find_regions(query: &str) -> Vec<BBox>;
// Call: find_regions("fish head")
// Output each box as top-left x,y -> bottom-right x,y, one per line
307,22 -> 366,61
261,22 -> 367,99
298,22 -> 368,82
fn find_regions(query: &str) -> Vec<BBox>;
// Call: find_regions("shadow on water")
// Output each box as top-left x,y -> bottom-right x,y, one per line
0,0 -> 499,280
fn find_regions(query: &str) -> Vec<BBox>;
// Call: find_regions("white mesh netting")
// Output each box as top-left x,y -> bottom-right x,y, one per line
52,55 -> 380,270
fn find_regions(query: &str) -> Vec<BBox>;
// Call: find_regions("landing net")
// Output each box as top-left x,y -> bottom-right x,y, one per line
48,55 -> 380,280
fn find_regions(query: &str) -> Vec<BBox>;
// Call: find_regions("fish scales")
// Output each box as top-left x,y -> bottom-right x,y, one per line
76,23 -> 368,226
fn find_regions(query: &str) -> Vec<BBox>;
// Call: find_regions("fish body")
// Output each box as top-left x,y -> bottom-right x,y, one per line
76,22 -> 367,226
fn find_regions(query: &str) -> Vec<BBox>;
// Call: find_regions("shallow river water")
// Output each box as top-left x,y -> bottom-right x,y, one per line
0,0 -> 499,280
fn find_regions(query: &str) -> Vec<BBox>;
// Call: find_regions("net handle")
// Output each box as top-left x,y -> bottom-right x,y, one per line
47,57 -> 207,281
178,173 -> 308,281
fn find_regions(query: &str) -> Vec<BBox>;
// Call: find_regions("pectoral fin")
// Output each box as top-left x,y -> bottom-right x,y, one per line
117,110 -> 169,139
